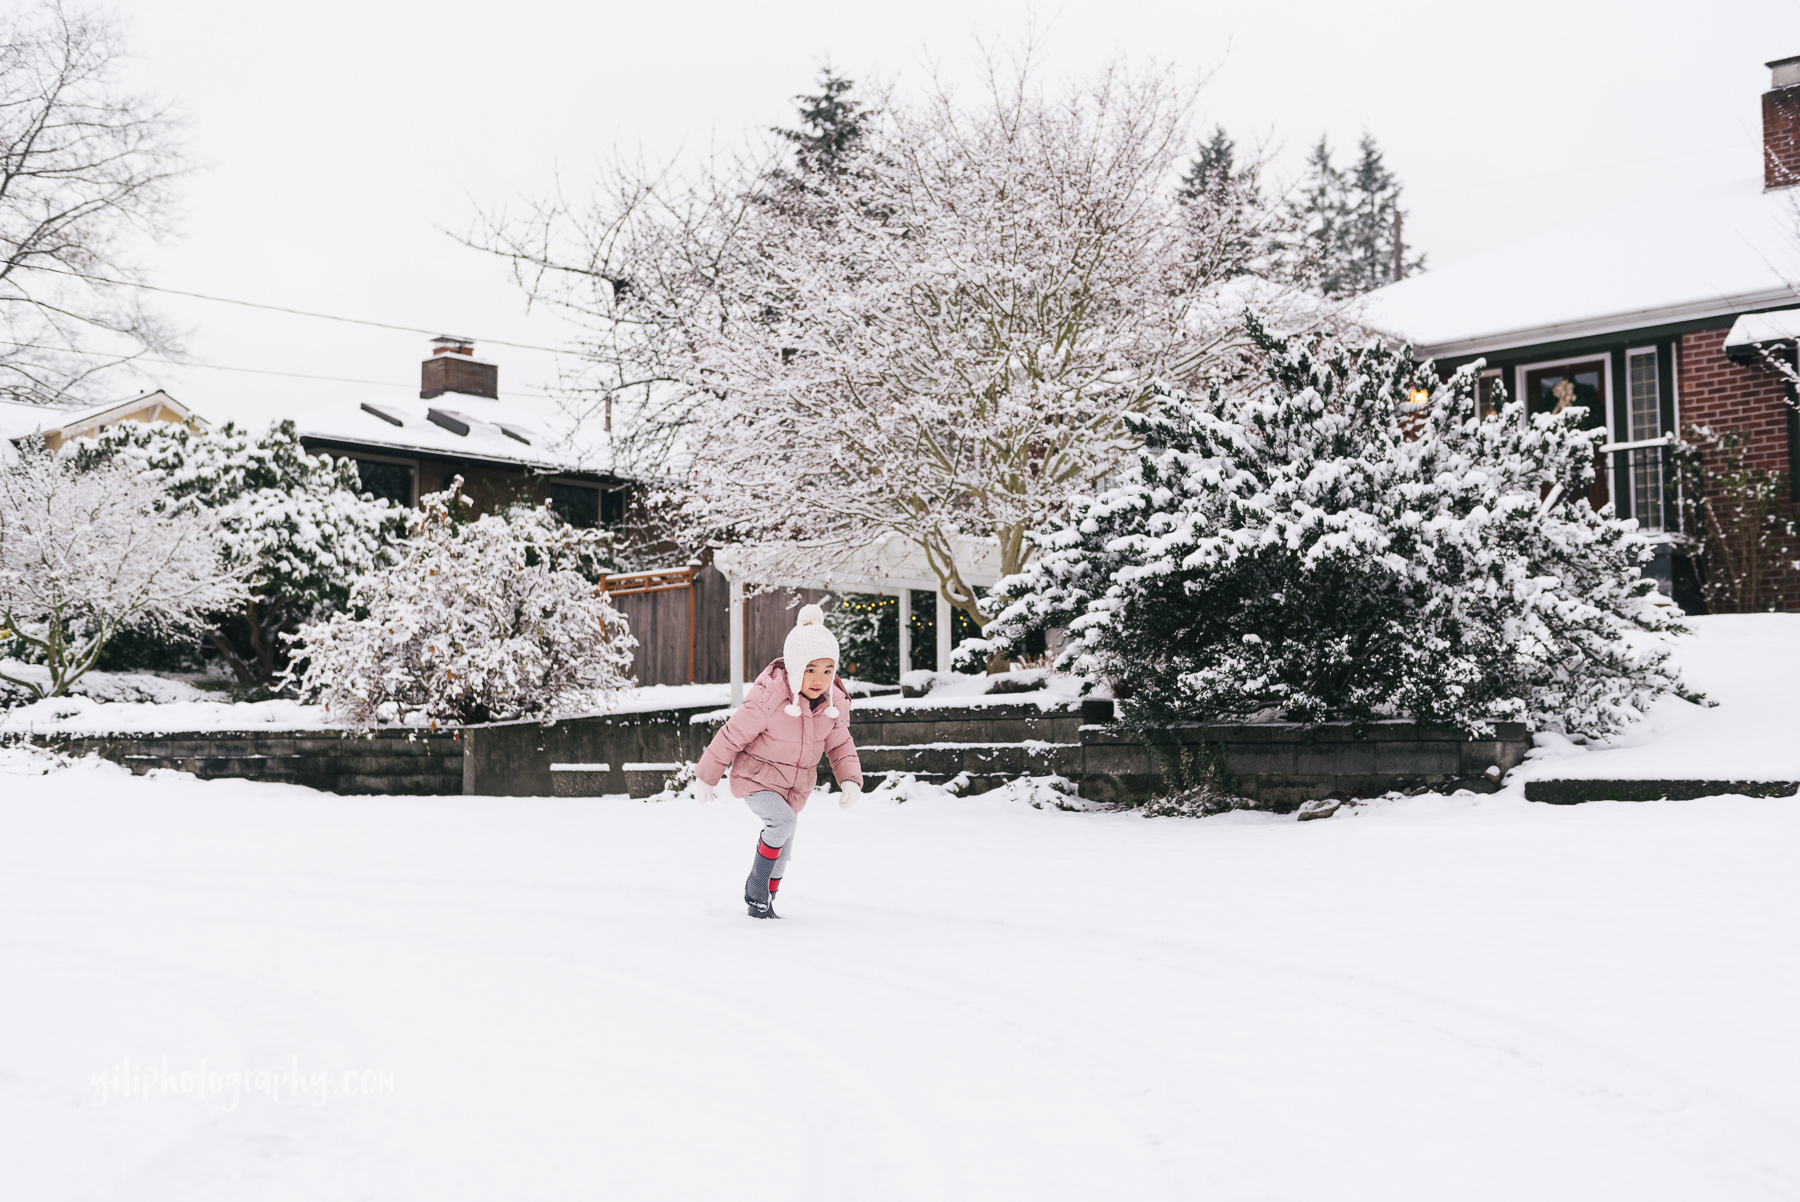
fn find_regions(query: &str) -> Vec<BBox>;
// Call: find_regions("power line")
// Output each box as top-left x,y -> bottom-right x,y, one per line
5,341 -> 412,389
144,358 -> 413,388
30,265 -> 572,355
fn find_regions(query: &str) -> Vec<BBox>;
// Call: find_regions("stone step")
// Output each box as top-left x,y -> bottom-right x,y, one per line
1525,779 -> 1799,804
848,716 -> 1084,746
864,770 -> 1029,796
857,742 -> 1080,776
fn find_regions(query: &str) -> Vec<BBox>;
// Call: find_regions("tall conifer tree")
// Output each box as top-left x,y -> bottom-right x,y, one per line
1294,133 -> 1424,296
773,68 -> 873,177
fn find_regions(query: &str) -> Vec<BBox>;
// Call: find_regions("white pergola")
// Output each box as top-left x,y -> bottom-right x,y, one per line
713,534 -> 1005,704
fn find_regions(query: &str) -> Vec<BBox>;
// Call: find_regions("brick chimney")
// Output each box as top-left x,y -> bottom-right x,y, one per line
1764,55 -> 1800,189
420,335 -> 498,400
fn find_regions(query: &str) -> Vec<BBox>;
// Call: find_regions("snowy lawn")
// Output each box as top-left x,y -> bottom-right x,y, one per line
2,756 -> 1797,1200
1514,613 -> 1800,783
0,678 -> 741,736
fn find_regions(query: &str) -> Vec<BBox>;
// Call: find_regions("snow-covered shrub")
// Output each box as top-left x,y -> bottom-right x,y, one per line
68,420 -> 402,694
289,483 -> 636,730
0,446 -> 246,699
967,315 -> 1692,740
1674,425 -> 1797,614
826,593 -> 898,683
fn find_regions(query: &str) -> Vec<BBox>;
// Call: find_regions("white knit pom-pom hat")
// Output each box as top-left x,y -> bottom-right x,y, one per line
782,604 -> 841,717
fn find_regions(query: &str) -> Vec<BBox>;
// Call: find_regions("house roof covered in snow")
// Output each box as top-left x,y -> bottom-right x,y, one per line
295,392 -> 619,478
1358,178 -> 1800,360
0,390 -> 206,452
1723,306 -> 1800,354
714,532 -> 1005,593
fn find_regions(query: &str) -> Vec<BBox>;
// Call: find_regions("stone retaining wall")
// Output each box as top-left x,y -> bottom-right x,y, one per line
22,728 -> 463,795
466,701 -> 1531,810
459,706 -> 720,798
14,703 -> 1534,808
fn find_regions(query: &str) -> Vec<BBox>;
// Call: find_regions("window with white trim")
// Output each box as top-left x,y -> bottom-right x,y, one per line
1625,349 -> 1666,530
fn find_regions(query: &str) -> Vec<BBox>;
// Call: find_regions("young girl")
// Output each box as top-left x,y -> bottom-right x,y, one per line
695,604 -> 863,919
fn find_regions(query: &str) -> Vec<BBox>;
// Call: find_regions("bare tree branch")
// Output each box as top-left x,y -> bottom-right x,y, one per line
0,1 -> 188,406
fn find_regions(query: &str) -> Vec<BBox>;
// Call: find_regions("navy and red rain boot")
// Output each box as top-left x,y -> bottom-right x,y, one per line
744,837 -> 783,919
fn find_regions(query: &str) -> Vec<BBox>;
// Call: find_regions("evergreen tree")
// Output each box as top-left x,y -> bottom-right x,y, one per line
1174,125 -> 1311,284
1178,125 -> 1238,203
1296,135 -> 1344,271
1295,133 -> 1424,296
966,315 -> 1692,740
773,67 -> 873,177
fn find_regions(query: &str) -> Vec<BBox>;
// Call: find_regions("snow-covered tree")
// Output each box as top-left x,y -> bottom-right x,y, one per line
469,70 -> 883,476
468,143 -> 778,474
1294,134 -> 1423,297
694,62 -> 1332,631
479,58 -> 1339,638
771,67 -> 874,179
0,445 -> 244,698
68,420 -> 403,694
290,482 -> 636,730
966,314 -> 1692,740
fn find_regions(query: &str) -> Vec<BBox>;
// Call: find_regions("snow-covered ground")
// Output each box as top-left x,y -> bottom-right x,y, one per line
4,743 -> 1799,1198
0,665 -> 324,734
0,680 -> 746,736
1513,613 -> 1800,784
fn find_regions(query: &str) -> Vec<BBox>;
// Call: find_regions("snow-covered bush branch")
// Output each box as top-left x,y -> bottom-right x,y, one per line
289,482 -> 636,730
968,314 -> 1693,739
1674,425 -> 1797,614
68,420 -> 404,693
0,444 -> 246,699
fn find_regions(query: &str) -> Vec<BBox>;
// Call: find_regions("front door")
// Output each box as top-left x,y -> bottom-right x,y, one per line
1524,360 -> 1610,511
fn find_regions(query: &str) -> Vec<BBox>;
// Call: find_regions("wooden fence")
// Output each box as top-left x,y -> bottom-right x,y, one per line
602,566 -> 700,688
603,562 -> 822,687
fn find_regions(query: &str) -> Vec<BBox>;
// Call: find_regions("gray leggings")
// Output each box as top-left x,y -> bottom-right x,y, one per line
744,789 -> 796,879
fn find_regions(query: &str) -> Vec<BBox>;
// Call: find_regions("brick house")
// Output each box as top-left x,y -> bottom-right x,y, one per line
295,337 -> 633,530
1363,56 -> 1800,612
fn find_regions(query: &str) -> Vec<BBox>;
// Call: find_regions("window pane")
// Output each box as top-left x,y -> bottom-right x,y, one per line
351,459 -> 414,508
546,482 -> 600,528
1630,446 -> 1665,531
1526,361 -> 1607,431
1478,374 -> 1504,419
1628,351 -> 1661,441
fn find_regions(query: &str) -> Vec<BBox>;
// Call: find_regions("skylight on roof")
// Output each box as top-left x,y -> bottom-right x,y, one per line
427,408 -> 470,436
361,402 -> 405,427
494,422 -> 532,445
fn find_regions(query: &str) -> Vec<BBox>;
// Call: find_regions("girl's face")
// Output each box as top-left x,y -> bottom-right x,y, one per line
800,658 -> 836,699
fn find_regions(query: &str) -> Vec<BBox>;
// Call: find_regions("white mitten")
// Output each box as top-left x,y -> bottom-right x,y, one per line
695,779 -> 715,804
839,781 -> 863,809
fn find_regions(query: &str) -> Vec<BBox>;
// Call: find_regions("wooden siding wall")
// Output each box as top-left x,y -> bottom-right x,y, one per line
743,587 -> 826,680
610,585 -> 694,688
604,563 -> 845,685
691,564 -> 732,684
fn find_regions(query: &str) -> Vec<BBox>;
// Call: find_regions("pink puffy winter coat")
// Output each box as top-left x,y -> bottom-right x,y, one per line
696,659 -> 863,812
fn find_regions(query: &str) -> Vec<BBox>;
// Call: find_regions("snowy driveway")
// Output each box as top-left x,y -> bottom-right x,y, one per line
2,765 -> 1796,1200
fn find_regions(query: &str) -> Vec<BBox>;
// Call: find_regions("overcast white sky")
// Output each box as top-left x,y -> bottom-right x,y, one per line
90,0 -> 1800,427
